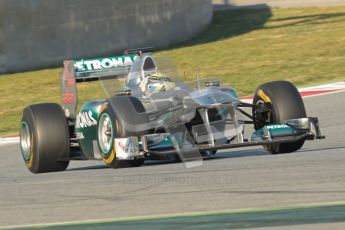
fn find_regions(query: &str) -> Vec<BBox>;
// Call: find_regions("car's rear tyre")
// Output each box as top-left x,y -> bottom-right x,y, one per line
20,103 -> 70,173
97,96 -> 148,168
253,81 -> 306,154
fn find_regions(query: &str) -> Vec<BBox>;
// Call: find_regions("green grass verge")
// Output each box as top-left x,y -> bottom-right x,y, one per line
1,6 -> 345,136
2,202 -> 345,229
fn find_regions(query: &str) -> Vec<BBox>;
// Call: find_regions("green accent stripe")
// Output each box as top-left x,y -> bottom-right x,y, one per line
1,201 -> 345,229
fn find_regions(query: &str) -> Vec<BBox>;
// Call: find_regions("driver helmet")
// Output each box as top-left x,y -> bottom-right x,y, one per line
140,72 -> 175,96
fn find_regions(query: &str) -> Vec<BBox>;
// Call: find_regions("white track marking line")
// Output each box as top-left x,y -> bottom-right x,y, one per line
0,137 -> 20,147
301,88 -> 345,99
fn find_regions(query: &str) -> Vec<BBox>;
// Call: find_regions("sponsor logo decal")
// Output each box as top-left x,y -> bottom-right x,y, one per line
63,93 -> 75,104
257,89 -> 272,103
267,125 -> 290,129
76,132 -> 84,139
75,111 -> 97,128
118,138 -> 138,153
115,137 -> 140,158
118,141 -> 127,153
74,55 -> 137,72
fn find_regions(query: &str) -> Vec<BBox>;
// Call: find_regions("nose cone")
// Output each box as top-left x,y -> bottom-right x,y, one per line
190,88 -> 239,106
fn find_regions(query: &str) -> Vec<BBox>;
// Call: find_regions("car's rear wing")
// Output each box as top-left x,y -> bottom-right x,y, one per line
60,48 -> 153,118
73,54 -> 138,80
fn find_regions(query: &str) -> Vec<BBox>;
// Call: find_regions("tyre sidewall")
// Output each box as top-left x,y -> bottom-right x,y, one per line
97,106 -> 117,164
21,108 -> 39,172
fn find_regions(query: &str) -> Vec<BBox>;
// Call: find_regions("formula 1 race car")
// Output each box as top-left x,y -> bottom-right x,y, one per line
20,48 -> 325,173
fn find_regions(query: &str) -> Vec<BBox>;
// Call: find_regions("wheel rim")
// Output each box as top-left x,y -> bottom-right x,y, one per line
254,100 -> 273,129
20,121 -> 31,161
98,113 -> 113,155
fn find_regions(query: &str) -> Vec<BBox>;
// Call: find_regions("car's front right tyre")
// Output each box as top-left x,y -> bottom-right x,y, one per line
252,81 -> 307,154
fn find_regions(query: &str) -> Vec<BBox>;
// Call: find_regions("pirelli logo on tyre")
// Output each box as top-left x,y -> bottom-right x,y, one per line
257,89 -> 272,103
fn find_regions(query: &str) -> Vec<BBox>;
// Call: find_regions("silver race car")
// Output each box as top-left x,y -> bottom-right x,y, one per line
20,48 -> 324,173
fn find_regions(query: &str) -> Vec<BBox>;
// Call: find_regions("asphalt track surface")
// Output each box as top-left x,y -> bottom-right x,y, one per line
1,90 -> 345,229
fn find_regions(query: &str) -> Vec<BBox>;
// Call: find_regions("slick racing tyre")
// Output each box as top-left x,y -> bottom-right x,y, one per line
20,103 -> 70,173
97,96 -> 148,168
253,81 -> 306,154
